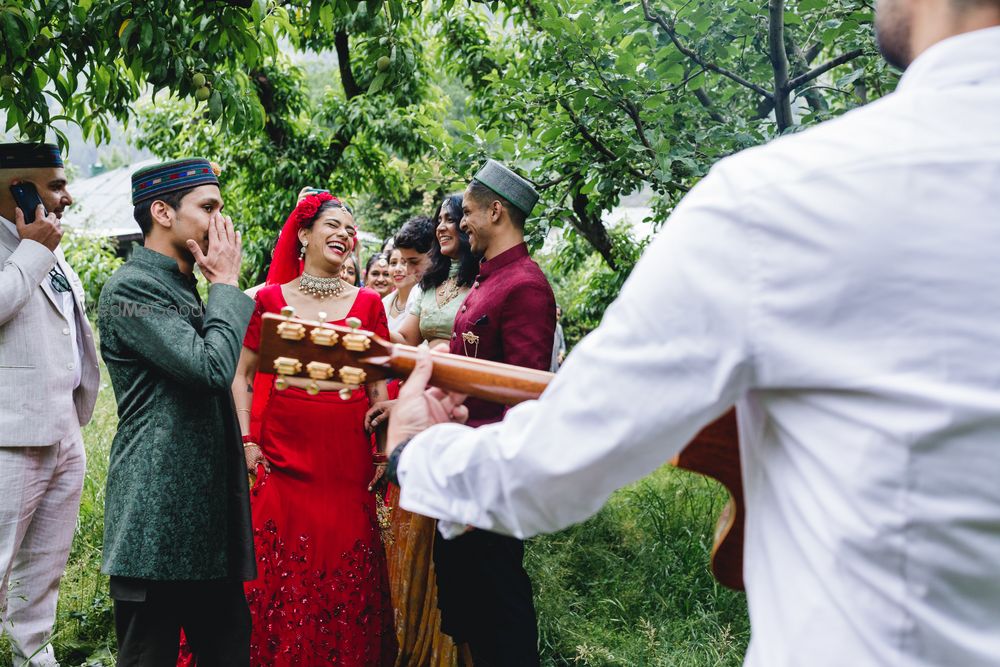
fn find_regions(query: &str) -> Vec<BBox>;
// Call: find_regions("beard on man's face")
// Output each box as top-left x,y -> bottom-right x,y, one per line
875,0 -> 913,70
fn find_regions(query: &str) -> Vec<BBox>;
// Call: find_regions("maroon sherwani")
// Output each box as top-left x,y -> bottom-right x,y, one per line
436,242 -> 555,665
449,242 -> 556,425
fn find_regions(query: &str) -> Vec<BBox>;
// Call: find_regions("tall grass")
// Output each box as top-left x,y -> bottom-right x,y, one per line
2,361 -> 749,666
528,468 -> 749,666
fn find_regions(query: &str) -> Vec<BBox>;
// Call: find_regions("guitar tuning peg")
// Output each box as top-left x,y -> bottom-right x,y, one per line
342,318 -> 370,352
280,306 -> 296,318
339,387 -> 353,401
338,366 -> 366,385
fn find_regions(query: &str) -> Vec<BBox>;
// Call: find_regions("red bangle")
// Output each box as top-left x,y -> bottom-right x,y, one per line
373,453 -> 388,464
242,434 -> 256,444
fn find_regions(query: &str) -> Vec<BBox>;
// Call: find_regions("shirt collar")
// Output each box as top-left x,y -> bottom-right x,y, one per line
898,25 -> 1000,92
477,242 -> 529,281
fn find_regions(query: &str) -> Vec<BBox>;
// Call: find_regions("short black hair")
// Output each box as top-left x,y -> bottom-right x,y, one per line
393,216 -> 435,253
132,186 -> 196,237
467,179 -> 526,228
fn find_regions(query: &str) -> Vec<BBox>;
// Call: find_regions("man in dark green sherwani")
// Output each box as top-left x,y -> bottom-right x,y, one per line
98,159 -> 255,666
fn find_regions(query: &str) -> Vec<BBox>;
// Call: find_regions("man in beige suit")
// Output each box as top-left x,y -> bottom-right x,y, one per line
0,143 -> 99,666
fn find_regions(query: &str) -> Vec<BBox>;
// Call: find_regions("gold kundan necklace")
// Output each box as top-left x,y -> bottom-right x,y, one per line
298,271 -> 345,299
436,277 -> 462,308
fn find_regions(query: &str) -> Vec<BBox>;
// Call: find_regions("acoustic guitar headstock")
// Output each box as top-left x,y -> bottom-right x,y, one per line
258,307 -> 395,398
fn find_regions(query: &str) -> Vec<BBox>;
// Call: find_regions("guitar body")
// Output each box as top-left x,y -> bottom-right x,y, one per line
673,409 -> 745,591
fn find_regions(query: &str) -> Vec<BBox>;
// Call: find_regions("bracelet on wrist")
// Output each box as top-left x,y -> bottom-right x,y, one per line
386,438 -> 412,487
373,453 -> 388,464
242,434 -> 256,444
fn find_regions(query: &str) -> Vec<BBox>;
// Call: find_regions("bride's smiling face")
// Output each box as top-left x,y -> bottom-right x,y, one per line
298,207 -> 357,273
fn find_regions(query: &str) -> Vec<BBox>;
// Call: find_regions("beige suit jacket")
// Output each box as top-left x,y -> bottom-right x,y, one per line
0,224 -> 100,446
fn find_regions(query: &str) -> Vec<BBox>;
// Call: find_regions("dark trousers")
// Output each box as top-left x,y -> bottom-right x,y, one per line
111,577 -> 251,667
433,530 -> 540,667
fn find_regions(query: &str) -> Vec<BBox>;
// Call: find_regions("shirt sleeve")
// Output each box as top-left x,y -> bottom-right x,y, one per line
499,278 -> 556,372
397,163 -> 757,539
106,279 -> 255,391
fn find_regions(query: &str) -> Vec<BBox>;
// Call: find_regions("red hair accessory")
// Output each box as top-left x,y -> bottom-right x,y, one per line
266,193 -> 357,285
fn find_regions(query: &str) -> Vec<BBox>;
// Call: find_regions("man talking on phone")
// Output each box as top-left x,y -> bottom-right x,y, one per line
0,144 -> 100,666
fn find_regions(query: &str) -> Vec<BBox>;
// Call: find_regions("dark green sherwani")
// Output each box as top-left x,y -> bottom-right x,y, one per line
98,246 -> 255,582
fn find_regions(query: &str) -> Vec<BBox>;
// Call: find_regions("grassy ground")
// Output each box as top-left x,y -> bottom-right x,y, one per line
1,362 -> 749,666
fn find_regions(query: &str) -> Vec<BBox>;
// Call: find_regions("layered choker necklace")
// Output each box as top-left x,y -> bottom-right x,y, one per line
298,271 -> 346,299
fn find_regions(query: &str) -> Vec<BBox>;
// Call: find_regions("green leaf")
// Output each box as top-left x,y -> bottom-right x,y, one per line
540,126 -> 562,142
251,0 -> 266,23
369,72 -> 388,94
209,89 -> 223,119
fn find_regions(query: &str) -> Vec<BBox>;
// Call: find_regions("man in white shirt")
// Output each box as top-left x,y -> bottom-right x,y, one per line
384,1 -> 1000,665
0,143 -> 100,666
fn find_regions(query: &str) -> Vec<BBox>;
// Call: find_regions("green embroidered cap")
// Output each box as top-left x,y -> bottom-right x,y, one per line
472,159 -> 539,217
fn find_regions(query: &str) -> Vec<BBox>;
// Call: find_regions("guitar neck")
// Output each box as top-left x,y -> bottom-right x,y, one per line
257,311 -> 553,406
381,345 -> 552,406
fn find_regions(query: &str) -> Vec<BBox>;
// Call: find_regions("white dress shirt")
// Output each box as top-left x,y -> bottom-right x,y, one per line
398,27 -> 1000,667
1,216 -> 83,389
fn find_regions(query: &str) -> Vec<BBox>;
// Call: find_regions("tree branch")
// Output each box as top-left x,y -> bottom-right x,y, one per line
787,48 -> 865,90
640,0 -> 773,101
804,41 -> 824,64
559,100 -> 650,182
623,99 -> 654,155
571,186 -> 619,271
694,88 -> 726,123
334,30 -> 362,100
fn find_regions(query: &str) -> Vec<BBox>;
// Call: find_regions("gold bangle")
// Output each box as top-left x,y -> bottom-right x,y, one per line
237,408 -> 252,415
243,442 -> 259,449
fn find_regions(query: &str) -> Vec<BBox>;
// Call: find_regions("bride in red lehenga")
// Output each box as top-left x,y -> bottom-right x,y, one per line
188,193 -> 396,666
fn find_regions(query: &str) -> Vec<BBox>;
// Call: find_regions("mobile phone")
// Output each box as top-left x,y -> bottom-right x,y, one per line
9,182 -> 46,224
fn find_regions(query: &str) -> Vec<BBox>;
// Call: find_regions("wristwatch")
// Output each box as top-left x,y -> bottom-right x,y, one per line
386,437 -> 413,487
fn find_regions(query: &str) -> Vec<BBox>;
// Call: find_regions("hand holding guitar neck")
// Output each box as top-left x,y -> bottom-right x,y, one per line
388,348 -> 469,454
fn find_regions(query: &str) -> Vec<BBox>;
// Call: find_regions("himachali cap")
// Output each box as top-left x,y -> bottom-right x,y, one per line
472,159 -> 539,217
0,143 -> 64,169
131,158 -> 220,206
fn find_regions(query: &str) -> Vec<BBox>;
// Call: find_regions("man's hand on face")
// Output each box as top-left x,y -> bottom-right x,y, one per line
15,204 -> 62,252
187,214 -> 242,287
387,349 -> 469,455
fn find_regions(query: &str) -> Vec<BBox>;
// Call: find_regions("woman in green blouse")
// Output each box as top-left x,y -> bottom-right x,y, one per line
395,194 -> 478,347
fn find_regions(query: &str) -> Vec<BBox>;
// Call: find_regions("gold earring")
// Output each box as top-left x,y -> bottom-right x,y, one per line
300,241 -> 308,260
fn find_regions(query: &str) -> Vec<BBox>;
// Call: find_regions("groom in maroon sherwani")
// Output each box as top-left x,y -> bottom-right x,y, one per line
432,160 -> 555,667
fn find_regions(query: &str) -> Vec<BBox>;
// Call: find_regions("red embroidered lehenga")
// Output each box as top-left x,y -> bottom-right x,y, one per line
241,284 -> 395,666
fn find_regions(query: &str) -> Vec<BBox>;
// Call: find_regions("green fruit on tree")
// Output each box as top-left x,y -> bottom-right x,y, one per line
195,86 -> 211,101
192,72 -> 206,88
0,75 -> 15,91
376,56 -> 391,72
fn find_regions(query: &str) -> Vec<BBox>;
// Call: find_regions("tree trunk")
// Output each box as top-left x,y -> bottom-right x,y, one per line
768,0 -> 794,132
